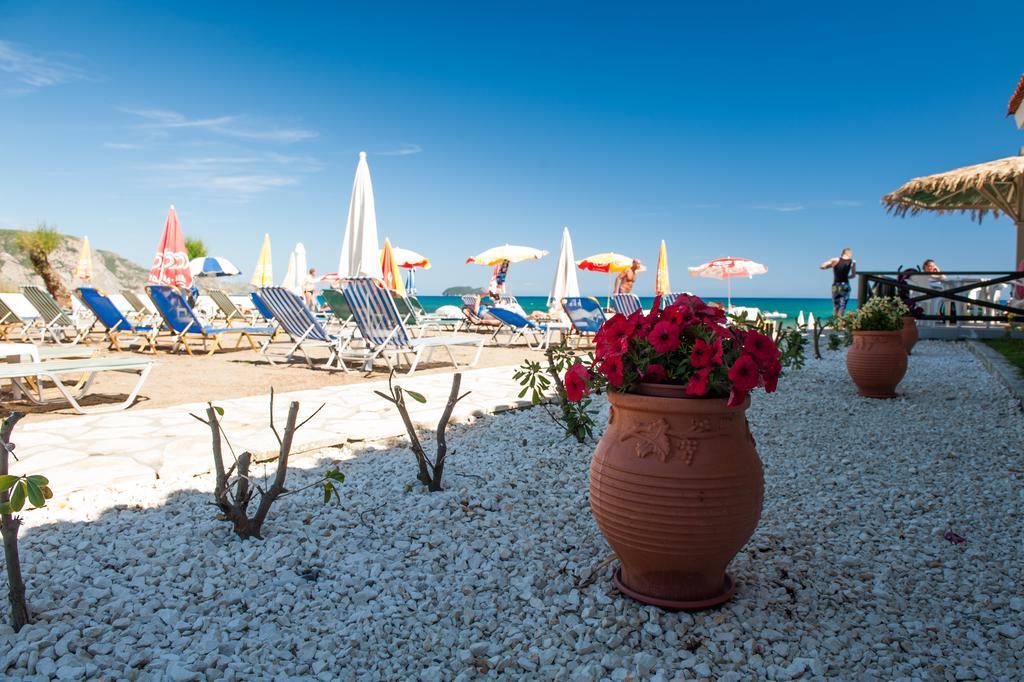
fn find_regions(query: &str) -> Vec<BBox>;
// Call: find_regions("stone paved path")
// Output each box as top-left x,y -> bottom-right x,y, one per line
11,365 -> 532,493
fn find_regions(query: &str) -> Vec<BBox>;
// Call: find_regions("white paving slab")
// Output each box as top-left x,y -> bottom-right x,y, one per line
11,365 -> 533,493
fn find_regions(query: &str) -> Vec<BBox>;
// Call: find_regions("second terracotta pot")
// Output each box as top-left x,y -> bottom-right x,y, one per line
846,331 -> 907,398
590,386 -> 764,610
901,316 -> 918,355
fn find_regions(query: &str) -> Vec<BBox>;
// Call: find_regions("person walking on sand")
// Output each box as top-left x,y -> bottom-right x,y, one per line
821,248 -> 855,317
302,268 -> 317,309
614,259 -> 642,295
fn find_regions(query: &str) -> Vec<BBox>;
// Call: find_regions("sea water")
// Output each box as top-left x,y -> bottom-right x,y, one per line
415,295 -> 855,326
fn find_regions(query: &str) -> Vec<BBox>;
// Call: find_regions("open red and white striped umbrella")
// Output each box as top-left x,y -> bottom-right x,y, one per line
688,257 -> 767,308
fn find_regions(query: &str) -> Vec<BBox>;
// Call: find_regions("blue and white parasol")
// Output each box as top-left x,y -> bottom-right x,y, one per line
189,256 -> 241,277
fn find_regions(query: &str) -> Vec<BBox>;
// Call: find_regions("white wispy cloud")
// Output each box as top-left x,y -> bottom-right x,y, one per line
376,144 -> 423,156
0,40 -> 85,92
137,153 -> 318,197
754,204 -> 805,213
123,108 -> 317,143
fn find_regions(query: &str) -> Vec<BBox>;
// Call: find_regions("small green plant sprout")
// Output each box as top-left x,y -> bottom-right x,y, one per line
1,412 -> 50,631
376,371 -> 469,492
514,339 -> 597,443
192,390 -> 343,540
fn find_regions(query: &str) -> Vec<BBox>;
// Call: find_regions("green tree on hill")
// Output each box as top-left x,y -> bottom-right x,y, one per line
185,237 -> 208,260
14,224 -> 70,307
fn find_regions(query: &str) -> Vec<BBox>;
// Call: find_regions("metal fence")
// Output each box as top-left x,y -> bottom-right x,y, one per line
857,271 -> 1024,323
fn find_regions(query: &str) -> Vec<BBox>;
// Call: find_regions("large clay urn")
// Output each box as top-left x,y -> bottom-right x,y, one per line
846,331 -> 908,398
590,386 -> 764,610
901,316 -> 918,355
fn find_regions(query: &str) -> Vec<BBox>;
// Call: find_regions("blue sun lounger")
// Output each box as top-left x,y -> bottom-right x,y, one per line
75,287 -> 160,352
146,285 -> 274,355
485,306 -> 563,350
561,296 -> 606,345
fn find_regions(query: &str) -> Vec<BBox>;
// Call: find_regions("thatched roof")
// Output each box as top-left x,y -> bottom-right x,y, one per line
1008,74 -> 1024,117
881,155 -> 1024,223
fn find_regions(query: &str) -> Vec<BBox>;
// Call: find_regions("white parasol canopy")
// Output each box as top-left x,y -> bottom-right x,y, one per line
466,244 -> 548,265
548,227 -> 580,318
337,151 -> 380,278
688,256 -> 768,308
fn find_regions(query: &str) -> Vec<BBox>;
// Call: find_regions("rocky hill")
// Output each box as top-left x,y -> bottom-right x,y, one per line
0,229 -> 150,294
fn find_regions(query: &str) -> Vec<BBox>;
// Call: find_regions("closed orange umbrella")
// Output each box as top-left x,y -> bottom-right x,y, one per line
380,238 -> 406,296
655,241 -> 670,296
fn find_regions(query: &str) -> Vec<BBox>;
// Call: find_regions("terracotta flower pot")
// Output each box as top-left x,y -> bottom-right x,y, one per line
590,386 -> 764,610
901,316 -> 918,355
846,330 -> 907,398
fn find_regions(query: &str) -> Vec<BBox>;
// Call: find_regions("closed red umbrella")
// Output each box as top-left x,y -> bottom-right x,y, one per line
148,205 -> 193,287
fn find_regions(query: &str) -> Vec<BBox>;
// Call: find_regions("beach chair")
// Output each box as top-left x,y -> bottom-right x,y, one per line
407,295 -> 461,331
249,291 -> 276,322
207,289 -> 252,325
340,277 -> 484,374
257,287 -> 355,368
0,356 -> 155,414
121,289 -> 158,325
486,306 -> 562,349
0,297 -> 34,341
320,288 -> 356,327
21,286 -> 94,344
562,296 -> 606,345
75,287 -> 160,352
146,285 -> 275,355
390,292 -> 442,337
611,293 -> 643,317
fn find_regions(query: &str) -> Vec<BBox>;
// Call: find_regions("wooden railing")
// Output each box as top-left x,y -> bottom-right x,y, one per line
857,271 -> 1024,322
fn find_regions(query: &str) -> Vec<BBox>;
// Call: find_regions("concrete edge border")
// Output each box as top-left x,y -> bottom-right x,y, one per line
965,340 -> 1024,409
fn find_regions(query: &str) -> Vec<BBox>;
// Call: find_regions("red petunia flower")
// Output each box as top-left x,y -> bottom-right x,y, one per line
595,315 -> 635,360
563,361 -> 590,402
642,363 -> 668,383
763,358 -> 782,393
647,321 -> 681,353
685,367 -> 711,396
727,353 -> 759,392
745,330 -> 779,367
662,304 -> 695,328
690,337 -> 721,368
602,354 -> 624,387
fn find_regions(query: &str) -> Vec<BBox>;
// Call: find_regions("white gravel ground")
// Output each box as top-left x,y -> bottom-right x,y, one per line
1,340 -> 1022,680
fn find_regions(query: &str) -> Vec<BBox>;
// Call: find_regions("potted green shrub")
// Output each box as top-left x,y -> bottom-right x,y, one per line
844,296 -> 909,398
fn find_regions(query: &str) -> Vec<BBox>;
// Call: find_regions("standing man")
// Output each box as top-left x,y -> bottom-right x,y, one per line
614,259 -> 642,295
820,248 -> 855,318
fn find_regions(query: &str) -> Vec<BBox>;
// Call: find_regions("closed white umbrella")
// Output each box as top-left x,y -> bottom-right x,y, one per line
337,151 -> 380,278
806,312 -> 816,329
548,226 -> 580,318
282,251 -> 298,293
289,243 -> 308,294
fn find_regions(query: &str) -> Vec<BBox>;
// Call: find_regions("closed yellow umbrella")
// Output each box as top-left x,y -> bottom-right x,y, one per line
655,240 -> 670,296
75,236 -> 93,281
250,233 -> 273,287
380,238 -> 406,296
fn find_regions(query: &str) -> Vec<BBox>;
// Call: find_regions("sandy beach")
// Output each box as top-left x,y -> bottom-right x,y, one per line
4,341 -> 545,421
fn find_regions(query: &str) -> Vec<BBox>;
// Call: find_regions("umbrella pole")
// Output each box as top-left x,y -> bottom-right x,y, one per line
727,278 -> 732,310
1017,218 -> 1024,267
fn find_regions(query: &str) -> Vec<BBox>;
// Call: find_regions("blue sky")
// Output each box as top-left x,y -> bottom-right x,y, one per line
2,1 -> 1023,297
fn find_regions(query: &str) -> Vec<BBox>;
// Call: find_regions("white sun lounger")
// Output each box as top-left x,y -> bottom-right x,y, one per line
0,357 -> 155,414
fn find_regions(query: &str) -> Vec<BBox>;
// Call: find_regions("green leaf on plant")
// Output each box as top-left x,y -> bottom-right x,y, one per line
9,482 -> 25,512
325,468 -> 345,483
214,406 -> 224,416
323,482 -> 333,504
0,475 -> 18,492
25,480 -> 44,508
405,390 -> 426,403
